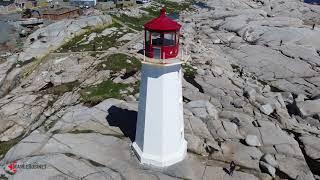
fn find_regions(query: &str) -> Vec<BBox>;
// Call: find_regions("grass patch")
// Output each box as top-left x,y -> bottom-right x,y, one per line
41,81 -> 80,96
155,0 -> 193,12
21,55 -> 49,79
141,6 -> 161,17
44,120 -> 57,132
96,53 -> 141,72
112,14 -> 154,31
182,64 -> 197,78
0,136 -> 23,157
132,81 -> 140,95
56,22 -> 130,52
112,0 -> 192,31
80,80 -> 128,106
82,53 -> 141,106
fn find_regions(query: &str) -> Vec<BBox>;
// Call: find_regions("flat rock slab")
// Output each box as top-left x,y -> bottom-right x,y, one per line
2,131 -> 209,180
299,135 -> 320,162
202,166 -> 259,180
296,99 -> 320,117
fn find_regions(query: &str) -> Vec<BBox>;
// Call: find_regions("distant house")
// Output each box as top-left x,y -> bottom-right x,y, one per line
14,0 -> 37,8
96,1 -> 115,10
70,0 -> 96,7
136,0 -> 149,4
47,0 -> 70,7
114,0 -> 135,8
0,0 -> 14,6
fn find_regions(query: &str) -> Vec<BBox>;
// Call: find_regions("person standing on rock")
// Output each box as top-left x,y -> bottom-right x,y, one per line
239,68 -> 244,77
229,161 -> 236,176
312,24 -> 315,30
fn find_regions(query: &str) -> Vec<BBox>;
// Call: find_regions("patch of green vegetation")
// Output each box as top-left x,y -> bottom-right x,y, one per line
80,80 -> 128,106
96,53 -> 141,72
42,81 -> 80,96
56,22 -> 128,52
15,38 -> 24,51
44,120 -> 56,132
132,81 -> 140,95
0,136 -> 24,157
112,0 -> 192,31
22,55 -> 49,78
141,6 -> 161,17
155,0 -> 193,12
182,64 -> 197,77
112,14 -> 154,31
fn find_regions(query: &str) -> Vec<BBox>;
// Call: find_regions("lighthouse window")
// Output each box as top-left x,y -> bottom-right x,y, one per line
145,31 -> 150,44
164,33 -> 175,46
151,32 -> 162,46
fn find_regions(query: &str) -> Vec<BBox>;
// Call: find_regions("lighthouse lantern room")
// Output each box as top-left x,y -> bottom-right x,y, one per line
144,8 -> 181,59
132,7 -> 187,168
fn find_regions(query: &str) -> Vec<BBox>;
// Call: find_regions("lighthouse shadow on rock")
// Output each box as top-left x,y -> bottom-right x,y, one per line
132,7 -> 188,167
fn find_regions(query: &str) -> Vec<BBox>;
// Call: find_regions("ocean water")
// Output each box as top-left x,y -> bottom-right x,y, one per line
304,0 -> 320,4
0,21 -> 12,43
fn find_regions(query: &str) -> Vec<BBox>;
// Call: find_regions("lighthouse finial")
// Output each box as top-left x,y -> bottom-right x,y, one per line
160,7 -> 166,16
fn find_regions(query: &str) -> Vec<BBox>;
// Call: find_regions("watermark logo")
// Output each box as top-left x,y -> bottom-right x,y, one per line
6,161 -> 16,174
4,161 -> 47,175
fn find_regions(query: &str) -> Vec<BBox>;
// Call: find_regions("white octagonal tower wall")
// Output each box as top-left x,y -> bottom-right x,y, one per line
133,61 -> 187,167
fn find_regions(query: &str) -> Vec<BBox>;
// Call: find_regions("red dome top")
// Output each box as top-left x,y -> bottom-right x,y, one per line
144,8 -> 181,32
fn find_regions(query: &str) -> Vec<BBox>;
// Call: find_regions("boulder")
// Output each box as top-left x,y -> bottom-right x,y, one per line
202,166 -> 259,180
296,99 -> 320,117
259,161 -> 276,178
185,134 -> 206,155
244,86 -> 257,100
245,134 -> 262,147
276,155 -> 315,180
218,141 -> 263,170
261,153 -> 278,168
186,100 -> 219,120
299,135 -> 320,163
259,104 -> 274,115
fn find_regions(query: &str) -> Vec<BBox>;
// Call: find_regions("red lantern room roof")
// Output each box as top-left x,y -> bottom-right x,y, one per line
144,8 -> 182,32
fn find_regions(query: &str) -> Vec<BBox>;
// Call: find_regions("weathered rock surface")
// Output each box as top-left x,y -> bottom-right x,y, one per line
18,15 -> 112,62
296,99 -> 320,117
245,134 -> 261,147
259,161 -> 276,178
261,153 -> 278,168
300,135 -> 320,164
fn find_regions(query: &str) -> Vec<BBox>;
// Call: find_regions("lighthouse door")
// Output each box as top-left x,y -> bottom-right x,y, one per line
153,47 -> 161,59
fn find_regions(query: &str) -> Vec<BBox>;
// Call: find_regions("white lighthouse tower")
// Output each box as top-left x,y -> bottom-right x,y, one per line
132,8 -> 187,167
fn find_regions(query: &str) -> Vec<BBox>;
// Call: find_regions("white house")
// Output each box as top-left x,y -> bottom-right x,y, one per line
70,0 -> 96,7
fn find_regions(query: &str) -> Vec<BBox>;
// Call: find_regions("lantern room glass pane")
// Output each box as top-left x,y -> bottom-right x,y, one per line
145,30 -> 150,44
164,33 -> 175,46
151,32 -> 161,46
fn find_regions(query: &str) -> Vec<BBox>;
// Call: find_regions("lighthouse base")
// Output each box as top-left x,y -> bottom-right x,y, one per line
132,140 -> 187,167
